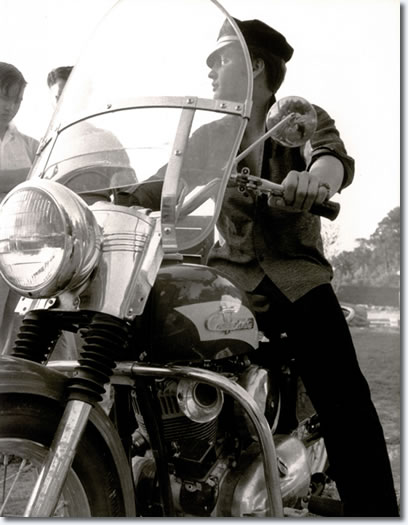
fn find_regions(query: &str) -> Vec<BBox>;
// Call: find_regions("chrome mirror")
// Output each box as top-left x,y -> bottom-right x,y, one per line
266,96 -> 317,148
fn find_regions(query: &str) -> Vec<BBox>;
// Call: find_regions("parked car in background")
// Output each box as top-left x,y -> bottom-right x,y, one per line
341,303 -> 369,327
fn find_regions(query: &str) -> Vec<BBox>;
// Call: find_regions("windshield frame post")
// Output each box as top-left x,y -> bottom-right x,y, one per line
161,99 -> 197,252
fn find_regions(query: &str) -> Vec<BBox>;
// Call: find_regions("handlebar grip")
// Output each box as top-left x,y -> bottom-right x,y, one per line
310,200 -> 340,220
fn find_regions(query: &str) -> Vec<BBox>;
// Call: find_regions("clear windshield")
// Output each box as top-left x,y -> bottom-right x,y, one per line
29,0 -> 252,252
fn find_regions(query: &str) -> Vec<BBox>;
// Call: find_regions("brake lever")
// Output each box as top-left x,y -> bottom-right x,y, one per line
230,169 -> 340,221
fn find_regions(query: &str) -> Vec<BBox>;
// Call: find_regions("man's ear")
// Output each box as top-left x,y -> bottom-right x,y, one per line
252,58 -> 265,79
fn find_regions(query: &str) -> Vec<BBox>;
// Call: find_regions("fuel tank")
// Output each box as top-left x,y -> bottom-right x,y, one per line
144,263 -> 258,363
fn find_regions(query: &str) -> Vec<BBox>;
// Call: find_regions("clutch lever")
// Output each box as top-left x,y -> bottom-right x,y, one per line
230,169 -> 340,221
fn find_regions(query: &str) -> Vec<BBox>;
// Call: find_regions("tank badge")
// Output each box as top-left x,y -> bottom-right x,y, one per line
174,302 -> 258,348
206,309 -> 254,334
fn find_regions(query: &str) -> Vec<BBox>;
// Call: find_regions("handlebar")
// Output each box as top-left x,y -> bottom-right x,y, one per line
306,199 -> 340,221
231,171 -> 340,221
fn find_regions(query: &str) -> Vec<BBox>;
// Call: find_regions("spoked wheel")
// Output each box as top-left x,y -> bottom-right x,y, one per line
0,440 -> 91,517
0,393 -> 129,517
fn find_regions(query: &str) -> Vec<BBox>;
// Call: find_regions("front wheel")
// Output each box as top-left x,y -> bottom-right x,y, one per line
0,393 -> 128,517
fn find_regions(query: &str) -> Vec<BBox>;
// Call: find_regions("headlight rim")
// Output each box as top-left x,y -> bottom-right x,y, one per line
0,180 -> 102,298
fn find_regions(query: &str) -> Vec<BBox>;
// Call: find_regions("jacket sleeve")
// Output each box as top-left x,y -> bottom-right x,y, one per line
303,104 -> 355,191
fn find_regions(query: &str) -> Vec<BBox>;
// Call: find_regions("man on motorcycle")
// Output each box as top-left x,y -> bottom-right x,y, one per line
118,17 -> 398,517
205,18 -> 398,517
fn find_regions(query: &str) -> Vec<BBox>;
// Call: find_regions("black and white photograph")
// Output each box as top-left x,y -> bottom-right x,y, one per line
0,0 -> 400,519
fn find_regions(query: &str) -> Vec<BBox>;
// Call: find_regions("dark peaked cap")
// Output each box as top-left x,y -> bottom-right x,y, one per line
207,18 -> 293,66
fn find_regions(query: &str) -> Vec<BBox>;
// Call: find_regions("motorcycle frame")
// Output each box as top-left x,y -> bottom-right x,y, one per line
0,354 -> 284,517
58,360 -> 284,517
3,201 -> 283,516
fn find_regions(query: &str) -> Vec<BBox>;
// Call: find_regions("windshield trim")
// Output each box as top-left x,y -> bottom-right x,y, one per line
49,96 -> 251,136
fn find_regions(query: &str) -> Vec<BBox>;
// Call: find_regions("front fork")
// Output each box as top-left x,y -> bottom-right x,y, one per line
24,400 -> 92,517
12,311 -> 129,517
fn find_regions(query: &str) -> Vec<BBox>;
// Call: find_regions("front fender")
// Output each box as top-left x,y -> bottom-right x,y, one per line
0,356 -> 67,399
0,356 -> 136,516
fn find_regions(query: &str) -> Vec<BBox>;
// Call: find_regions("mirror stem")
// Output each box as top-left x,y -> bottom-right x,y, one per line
234,113 -> 294,166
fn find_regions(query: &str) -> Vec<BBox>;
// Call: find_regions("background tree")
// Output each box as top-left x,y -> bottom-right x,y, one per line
368,207 -> 400,285
326,207 -> 400,288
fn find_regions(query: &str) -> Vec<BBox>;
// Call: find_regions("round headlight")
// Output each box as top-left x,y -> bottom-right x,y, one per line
0,180 -> 102,297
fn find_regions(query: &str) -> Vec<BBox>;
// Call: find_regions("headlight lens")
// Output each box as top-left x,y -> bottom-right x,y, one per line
0,180 -> 102,297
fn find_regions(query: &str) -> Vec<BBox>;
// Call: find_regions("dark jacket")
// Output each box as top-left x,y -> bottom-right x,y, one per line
119,104 -> 354,301
207,104 -> 354,301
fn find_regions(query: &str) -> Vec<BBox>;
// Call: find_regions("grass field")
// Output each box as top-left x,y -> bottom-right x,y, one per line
318,326 -> 401,512
351,326 -> 401,500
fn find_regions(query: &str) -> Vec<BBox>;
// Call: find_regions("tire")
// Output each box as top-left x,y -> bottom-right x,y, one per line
0,393 -> 128,517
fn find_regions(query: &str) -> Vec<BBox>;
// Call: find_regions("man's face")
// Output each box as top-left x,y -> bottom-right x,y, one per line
49,78 -> 67,106
0,83 -> 24,127
207,43 -> 248,102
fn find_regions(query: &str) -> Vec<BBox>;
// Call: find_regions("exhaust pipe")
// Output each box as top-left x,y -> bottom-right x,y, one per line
217,435 -> 311,517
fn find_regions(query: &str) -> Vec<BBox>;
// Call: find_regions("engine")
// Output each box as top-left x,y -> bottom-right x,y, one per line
131,360 -> 312,517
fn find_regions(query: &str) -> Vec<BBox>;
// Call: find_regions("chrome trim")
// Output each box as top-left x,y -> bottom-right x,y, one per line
0,180 -> 102,298
49,96 -> 251,134
47,360 -> 283,517
78,204 -> 162,319
225,436 -> 310,516
235,365 -> 270,441
24,399 -> 93,517
177,378 -> 224,423
234,113 -> 294,166
16,296 -> 57,314
98,96 -> 250,116
210,0 -> 253,111
130,363 -> 283,517
161,107 -> 196,252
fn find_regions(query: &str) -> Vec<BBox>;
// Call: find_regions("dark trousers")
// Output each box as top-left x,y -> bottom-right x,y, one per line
251,278 -> 399,517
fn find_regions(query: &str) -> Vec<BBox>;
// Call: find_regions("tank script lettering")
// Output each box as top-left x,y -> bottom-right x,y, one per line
206,311 -> 255,333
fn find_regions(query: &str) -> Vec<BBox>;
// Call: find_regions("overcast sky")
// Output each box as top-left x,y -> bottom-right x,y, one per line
1,0 -> 400,252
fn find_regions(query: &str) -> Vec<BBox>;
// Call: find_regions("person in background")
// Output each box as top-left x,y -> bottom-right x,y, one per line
0,62 -> 39,354
47,66 -> 73,106
0,62 -> 38,200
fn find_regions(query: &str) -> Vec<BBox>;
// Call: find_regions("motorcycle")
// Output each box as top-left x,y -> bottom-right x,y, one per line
0,0 -> 341,517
